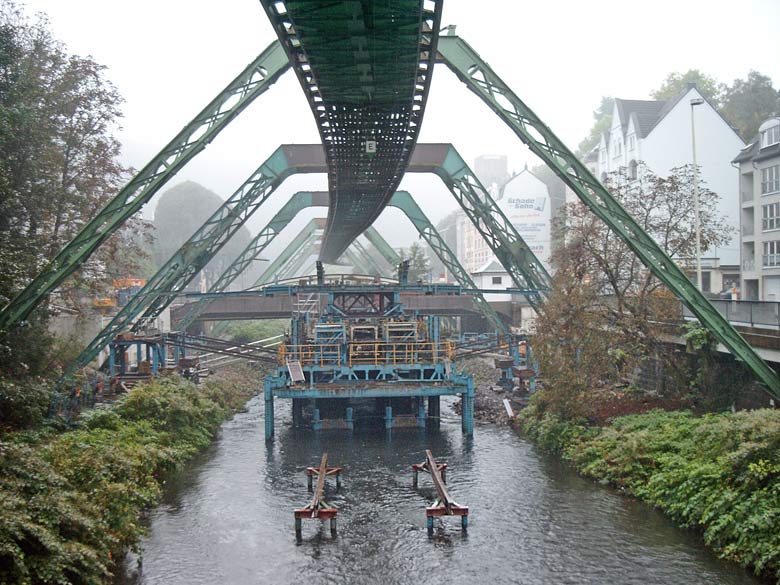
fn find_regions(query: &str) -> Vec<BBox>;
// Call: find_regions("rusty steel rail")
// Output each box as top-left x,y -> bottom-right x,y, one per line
413,450 -> 469,533
294,453 -> 341,540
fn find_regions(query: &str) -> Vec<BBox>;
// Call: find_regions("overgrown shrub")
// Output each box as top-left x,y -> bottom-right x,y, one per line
0,368 -> 258,584
520,407 -> 780,582
0,378 -> 53,430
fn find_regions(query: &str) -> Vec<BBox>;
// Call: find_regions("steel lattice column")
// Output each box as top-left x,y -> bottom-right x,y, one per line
437,33 -> 780,399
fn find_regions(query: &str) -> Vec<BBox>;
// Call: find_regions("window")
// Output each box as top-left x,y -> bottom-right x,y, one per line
628,160 -> 638,180
760,124 -> 780,148
763,240 -> 780,267
702,271 -> 711,293
764,203 -> 780,231
628,134 -> 636,151
613,139 -> 622,158
762,165 -> 779,195
491,276 -> 502,285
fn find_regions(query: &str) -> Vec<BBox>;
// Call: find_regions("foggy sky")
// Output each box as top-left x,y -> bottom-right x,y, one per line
18,0 -> 780,251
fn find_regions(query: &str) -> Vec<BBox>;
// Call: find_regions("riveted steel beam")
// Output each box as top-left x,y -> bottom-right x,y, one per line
65,145 -> 322,376
438,34 -> 780,398
260,0 -> 443,262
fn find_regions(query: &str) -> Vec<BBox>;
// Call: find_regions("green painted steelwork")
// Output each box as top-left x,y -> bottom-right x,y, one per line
388,191 -> 507,334
66,145 -> 323,375
175,191 -> 331,332
438,34 -> 780,399
0,41 -> 290,330
350,238 -> 388,276
430,145 -> 551,311
256,219 -> 326,285
180,189 -> 503,335
363,226 -> 401,269
69,144 -> 541,373
261,0 -> 443,262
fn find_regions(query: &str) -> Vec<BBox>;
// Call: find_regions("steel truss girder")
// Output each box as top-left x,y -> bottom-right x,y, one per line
71,144 -> 536,372
0,41 -> 290,330
261,0 -> 444,262
256,218 -> 326,285
179,189 -> 502,335
387,191 -> 507,334
349,238 -> 388,277
67,145 -> 322,375
437,34 -> 780,398
362,227 -> 401,271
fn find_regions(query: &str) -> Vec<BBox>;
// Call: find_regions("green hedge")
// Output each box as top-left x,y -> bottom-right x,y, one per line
519,407 -> 780,583
0,369 -> 258,585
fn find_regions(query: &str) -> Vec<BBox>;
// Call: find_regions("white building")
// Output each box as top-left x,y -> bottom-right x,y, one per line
734,117 -> 780,300
461,167 -> 553,273
595,85 -> 745,271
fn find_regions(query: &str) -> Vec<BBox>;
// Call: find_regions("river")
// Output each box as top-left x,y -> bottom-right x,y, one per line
117,395 -> 763,585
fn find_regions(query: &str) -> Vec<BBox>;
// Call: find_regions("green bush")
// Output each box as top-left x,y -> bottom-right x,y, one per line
0,378 -> 53,430
0,368 -> 258,584
520,407 -> 780,582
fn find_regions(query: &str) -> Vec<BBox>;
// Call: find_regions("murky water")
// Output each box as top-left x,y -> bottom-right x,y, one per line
117,396 -> 763,585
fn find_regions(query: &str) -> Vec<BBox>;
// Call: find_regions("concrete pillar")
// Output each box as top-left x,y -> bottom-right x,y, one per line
384,405 -> 393,430
313,408 -> 322,431
345,406 -> 354,431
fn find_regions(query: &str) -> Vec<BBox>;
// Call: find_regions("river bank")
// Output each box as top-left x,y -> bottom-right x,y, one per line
0,366 -> 260,585
517,405 -> 780,584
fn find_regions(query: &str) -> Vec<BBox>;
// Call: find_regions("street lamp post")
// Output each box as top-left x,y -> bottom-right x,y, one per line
690,97 -> 704,290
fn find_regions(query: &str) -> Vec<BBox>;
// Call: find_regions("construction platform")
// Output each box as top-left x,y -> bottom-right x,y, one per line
263,273 -> 476,439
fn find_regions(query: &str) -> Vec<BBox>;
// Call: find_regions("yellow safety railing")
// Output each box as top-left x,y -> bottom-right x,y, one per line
278,343 -> 342,366
348,341 -> 454,367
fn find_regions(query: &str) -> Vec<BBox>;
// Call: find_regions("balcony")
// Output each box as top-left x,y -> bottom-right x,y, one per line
741,190 -> 753,204
742,224 -> 754,237
743,258 -> 756,272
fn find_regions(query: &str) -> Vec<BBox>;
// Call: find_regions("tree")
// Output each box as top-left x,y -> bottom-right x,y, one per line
721,71 -> 780,140
651,69 -> 723,104
399,241 -> 430,282
0,3 -> 145,377
532,164 -> 732,418
577,96 -> 614,155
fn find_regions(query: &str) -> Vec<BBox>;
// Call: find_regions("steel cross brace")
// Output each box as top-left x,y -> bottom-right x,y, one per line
189,189 -> 502,337
363,226 -> 401,269
0,40 -> 290,330
437,34 -> 780,398
349,238 -> 389,277
256,218 -> 326,285
65,145 -> 323,376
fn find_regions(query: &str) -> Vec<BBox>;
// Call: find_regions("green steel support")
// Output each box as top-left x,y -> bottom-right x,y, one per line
350,238 -> 388,277
0,41 -> 290,330
363,226 -> 401,270
66,145 -> 319,374
277,235 -> 321,282
175,191 -> 330,332
431,145 -> 551,311
388,191 -> 507,334
256,219 -> 326,286
181,189 -> 503,335
343,247 -> 374,277
438,34 -> 780,398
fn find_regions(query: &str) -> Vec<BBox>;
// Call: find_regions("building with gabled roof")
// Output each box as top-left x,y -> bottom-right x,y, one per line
594,85 -> 745,284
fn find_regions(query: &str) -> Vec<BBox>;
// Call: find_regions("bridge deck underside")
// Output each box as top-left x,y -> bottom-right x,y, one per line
264,0 -> 441,261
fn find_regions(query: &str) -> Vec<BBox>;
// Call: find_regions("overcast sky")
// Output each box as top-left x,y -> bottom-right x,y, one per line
17,0 -> 780,252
